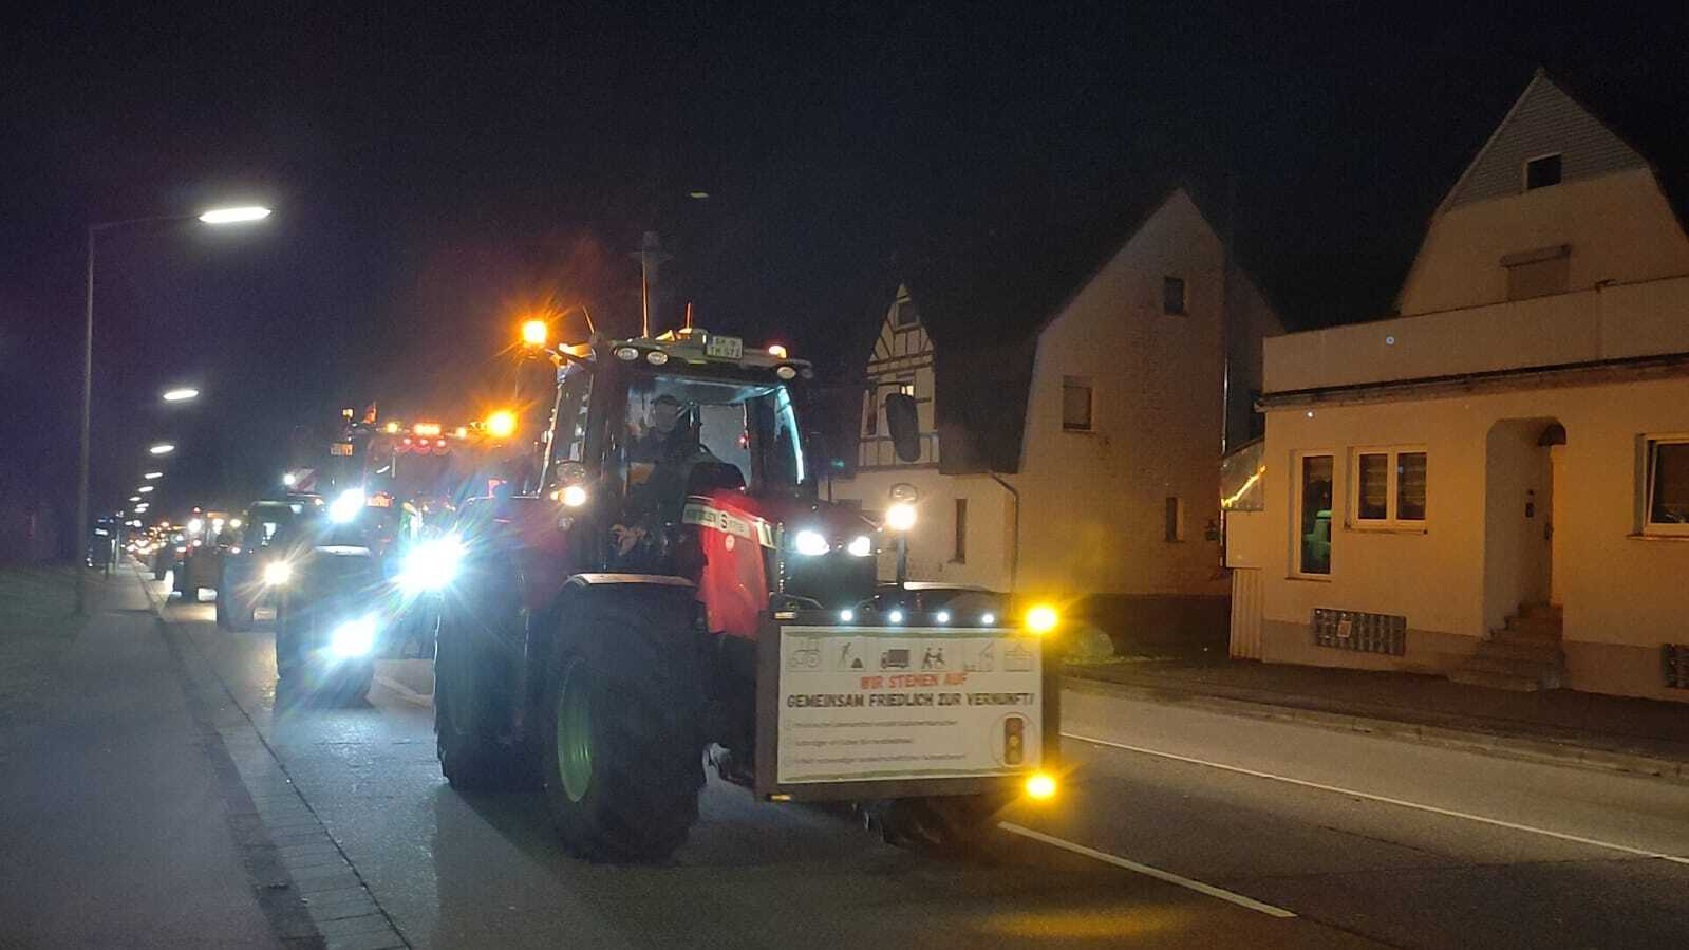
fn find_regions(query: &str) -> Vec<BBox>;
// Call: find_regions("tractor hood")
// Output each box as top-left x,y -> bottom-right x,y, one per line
688,491 -> 880,637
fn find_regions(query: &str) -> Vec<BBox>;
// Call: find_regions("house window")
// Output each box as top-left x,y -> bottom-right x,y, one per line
1162,276 -> 1186,315
1644,438 -> 1689,536
864,390 -> 878,436
1524,153 -> 1562,191
1350,448 -> 1427,526
895,298 -> 919,328
898,381 -> 915,397
1164,497 -> 1184,542
1296,454 -> 1334,576
1503,244 -> 1571,300
953,498 -> 968,562
1062,376 -> 1093,431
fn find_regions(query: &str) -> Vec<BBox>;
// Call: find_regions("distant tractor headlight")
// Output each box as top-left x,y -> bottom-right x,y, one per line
328,488 -> 364,524
262,561 -> 293,586
1025,604 -> 1060,635
845,535 -> 873,557
329,616 -> 379,659
400,537 -> 465,594
791,529 -> 830,557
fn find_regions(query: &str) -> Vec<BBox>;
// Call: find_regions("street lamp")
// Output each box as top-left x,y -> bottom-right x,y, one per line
75,204 -> 271,614
161,387 -> 200,403
884,500 -> 918,588
521,318 -> 549,347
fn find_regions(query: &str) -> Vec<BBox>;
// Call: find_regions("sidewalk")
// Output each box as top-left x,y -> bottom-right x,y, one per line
1064,658 -> 1689,781
0,566 -> 296,949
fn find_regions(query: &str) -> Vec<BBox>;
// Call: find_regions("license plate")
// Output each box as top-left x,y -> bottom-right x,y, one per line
330,442 -> 355,456
705,335 -> 743,360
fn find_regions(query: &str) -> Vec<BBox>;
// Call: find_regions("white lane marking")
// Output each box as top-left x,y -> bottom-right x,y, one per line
1064,731 -> 1689,866
998,821 -> 1297,918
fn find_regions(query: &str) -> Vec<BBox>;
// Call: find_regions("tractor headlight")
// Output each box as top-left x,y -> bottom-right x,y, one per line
399,536 -> 464,594
329,615 -> 378,658
845,535 -> 873,557
262,561 -> 293,586
791,529 -> 830,557
329,488 -> 364,524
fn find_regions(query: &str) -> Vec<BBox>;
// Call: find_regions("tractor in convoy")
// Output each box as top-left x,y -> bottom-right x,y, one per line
413,323 -> 1061,860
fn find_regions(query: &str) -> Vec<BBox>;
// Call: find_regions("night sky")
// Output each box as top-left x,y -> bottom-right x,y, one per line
1,3 -> 1682,532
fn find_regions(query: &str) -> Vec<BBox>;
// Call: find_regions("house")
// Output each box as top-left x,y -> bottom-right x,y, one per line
836,187 -> 1283,648
1225,72 -> 1689,702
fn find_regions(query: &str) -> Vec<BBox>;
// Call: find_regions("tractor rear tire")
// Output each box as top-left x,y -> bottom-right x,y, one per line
434,600 -> 529,790
541,586 -> 705,861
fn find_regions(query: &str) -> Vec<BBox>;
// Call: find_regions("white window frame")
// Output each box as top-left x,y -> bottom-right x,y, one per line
1348,446 -> 1428,529
1641,434 -> 1689,538
1292,450 -> 1335,579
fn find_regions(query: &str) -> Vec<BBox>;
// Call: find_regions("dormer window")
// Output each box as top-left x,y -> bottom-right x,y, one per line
1524,153 -> 1562,191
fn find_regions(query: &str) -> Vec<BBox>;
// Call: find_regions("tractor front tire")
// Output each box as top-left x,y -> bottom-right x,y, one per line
541,586 -> 705,861
434,601 -> 528,790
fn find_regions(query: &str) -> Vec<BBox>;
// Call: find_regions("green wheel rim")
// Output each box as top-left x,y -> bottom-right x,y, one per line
556,658 -> 594,802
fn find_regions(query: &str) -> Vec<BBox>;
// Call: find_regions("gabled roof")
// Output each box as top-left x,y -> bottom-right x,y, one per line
898,180 -> 1184,473
1398,68 -> 1689,310
1551,68 -> 1689,236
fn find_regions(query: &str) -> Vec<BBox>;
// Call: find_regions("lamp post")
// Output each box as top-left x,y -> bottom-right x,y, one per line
74,205 -> 270,615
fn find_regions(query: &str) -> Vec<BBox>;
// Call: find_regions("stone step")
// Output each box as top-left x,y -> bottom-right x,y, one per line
1492,626 -> 1561,647
1461,653 -> 1560,679
1503,615 -> 1563,636
1478,638 -> 1563,662
1448,668 -> 1549,691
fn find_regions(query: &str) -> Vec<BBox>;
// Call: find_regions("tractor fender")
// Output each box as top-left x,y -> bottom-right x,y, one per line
520,574 -> 701,733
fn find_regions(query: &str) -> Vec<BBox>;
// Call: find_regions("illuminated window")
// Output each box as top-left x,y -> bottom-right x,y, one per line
1351,448 -> 1426,525
1643,438 -> 1689,536
1524,153 -> 1562,191
1162,276 -> 1186,315
1296,454 -> 1333,576
1062,376 -> 1093,431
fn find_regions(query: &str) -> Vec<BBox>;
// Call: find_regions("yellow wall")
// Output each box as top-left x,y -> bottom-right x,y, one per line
1014,191 -> 1234,599
1231,376 -> 1689,700
1399,168 -> 1689,315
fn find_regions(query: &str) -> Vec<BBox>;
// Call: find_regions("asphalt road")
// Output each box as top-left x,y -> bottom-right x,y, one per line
147,568 -> 1689,949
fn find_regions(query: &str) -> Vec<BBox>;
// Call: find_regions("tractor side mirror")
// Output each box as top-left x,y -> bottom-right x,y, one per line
885,393 -> 921,463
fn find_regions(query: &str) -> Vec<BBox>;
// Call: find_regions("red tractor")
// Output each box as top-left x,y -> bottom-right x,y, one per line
423,327 -> 1060,860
